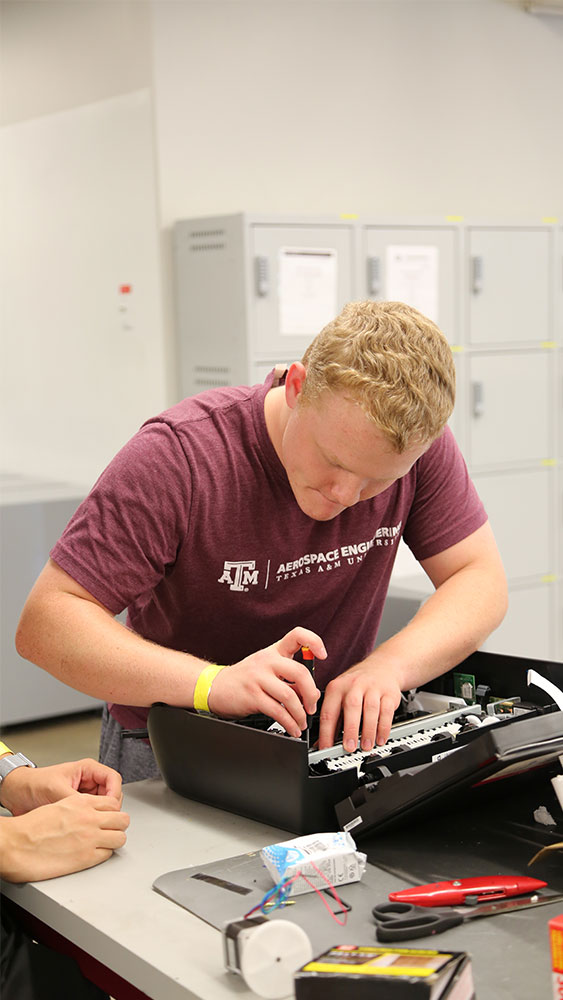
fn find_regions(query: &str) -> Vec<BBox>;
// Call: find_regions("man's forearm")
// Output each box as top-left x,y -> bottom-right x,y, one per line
16,562 -> 324,735
16,590 -> 206,708
369,561 -> 508,692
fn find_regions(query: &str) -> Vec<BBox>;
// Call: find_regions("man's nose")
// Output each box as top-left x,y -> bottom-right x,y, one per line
329,473 -> 365,507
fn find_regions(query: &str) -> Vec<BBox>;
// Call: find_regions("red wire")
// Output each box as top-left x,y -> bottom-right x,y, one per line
300,862 -> 348,926
243,862 -> 348,925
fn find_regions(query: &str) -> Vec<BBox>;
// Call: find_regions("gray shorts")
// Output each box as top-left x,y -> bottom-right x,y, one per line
99,705 -> 161,783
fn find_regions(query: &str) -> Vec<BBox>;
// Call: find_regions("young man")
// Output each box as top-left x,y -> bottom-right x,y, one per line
15,301 -> 507,781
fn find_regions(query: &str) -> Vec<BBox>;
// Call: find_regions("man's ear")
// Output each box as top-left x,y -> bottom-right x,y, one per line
285,362 -> 307,410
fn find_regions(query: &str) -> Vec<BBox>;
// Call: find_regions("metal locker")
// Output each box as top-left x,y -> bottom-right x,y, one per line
173,214 -> 355,398
481,584 -> 554,661
360,224 -> 460,344
467,227 -> 553,345
250,223 -> 355,359
471,469 -> 553,582
448,351 -> 465,454
467,351 -> 552,468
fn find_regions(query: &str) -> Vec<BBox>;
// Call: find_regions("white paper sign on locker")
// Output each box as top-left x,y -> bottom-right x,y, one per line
278,247 -> 338,337
385,245 -> 439,323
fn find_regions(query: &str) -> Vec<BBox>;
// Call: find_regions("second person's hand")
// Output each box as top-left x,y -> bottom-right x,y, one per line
2,792 -> 130,883
1,758 -> 123,816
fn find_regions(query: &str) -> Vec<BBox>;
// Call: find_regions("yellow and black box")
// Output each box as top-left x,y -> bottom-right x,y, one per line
294,944 -> 474,999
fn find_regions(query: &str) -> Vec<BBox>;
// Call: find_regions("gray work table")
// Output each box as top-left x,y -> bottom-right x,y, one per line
1,778 -> 559,999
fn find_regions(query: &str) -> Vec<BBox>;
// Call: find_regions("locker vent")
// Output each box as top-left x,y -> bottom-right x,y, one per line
193,365 -> 232,388
188,229 -> 226,253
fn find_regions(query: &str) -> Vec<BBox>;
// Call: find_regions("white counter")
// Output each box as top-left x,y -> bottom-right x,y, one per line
1,779 -> 559,999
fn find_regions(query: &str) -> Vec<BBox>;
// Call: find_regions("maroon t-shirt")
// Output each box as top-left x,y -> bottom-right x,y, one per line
51,374 -> 487,730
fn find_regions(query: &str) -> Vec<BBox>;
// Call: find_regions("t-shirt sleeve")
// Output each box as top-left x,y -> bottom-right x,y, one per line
50,421 -> 191,614
402,427 -> 488,562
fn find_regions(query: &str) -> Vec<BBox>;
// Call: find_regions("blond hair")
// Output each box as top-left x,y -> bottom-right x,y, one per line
300,300 -> 455,453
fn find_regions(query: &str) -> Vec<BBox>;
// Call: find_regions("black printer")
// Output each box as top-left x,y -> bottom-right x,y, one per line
147,650 -> 563,839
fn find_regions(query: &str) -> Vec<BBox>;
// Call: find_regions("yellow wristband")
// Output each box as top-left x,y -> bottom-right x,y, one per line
0,741 -> 13,756
193,664 -> 226,713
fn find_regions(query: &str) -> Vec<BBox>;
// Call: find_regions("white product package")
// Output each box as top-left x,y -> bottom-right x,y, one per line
260,831 -> 367,897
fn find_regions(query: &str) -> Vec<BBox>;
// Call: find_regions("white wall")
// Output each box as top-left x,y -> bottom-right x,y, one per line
0,90 -> 167,484
0,0 -> 153,125
152,0 -> 563,225
1,0 -> 562,487
0,1 -> 166,486
152,0 -> 563,403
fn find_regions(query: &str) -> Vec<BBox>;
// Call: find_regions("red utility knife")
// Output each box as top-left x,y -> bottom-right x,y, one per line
388,876 -> 548,907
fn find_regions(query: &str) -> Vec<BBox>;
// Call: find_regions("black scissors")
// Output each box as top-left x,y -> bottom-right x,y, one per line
373,902 -> 463,942
372,891 -> 563,943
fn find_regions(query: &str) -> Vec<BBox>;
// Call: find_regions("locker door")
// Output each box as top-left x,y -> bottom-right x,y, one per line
471,470 -> 552,581
467,228 -> 551,345
250,224 -> 354,360
362,226 -> 459,343
448,352 -> 464,451
468,352 -> 551,467
481,585 -> 553,660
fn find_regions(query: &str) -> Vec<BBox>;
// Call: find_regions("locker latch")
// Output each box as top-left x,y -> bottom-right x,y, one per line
255,256 -> 269,297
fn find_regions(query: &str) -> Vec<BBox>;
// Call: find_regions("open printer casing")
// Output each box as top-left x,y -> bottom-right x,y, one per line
147,651 -> 563,838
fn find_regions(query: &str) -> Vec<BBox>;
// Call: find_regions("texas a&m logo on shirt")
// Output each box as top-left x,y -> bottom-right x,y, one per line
217,523 -> 402,593
218,560 -> 259,592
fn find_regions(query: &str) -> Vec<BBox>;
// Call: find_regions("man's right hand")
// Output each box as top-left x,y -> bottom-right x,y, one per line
1,792 -> 130,883
208,627 -> 326,737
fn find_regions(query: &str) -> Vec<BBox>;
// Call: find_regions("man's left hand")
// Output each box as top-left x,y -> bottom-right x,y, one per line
318,661 -> 403,752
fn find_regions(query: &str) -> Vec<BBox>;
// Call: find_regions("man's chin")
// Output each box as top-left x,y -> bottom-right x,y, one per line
297,492 -> 344,521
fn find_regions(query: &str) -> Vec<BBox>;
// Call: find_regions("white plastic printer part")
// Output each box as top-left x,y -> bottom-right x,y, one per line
527,669 -> 563,711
